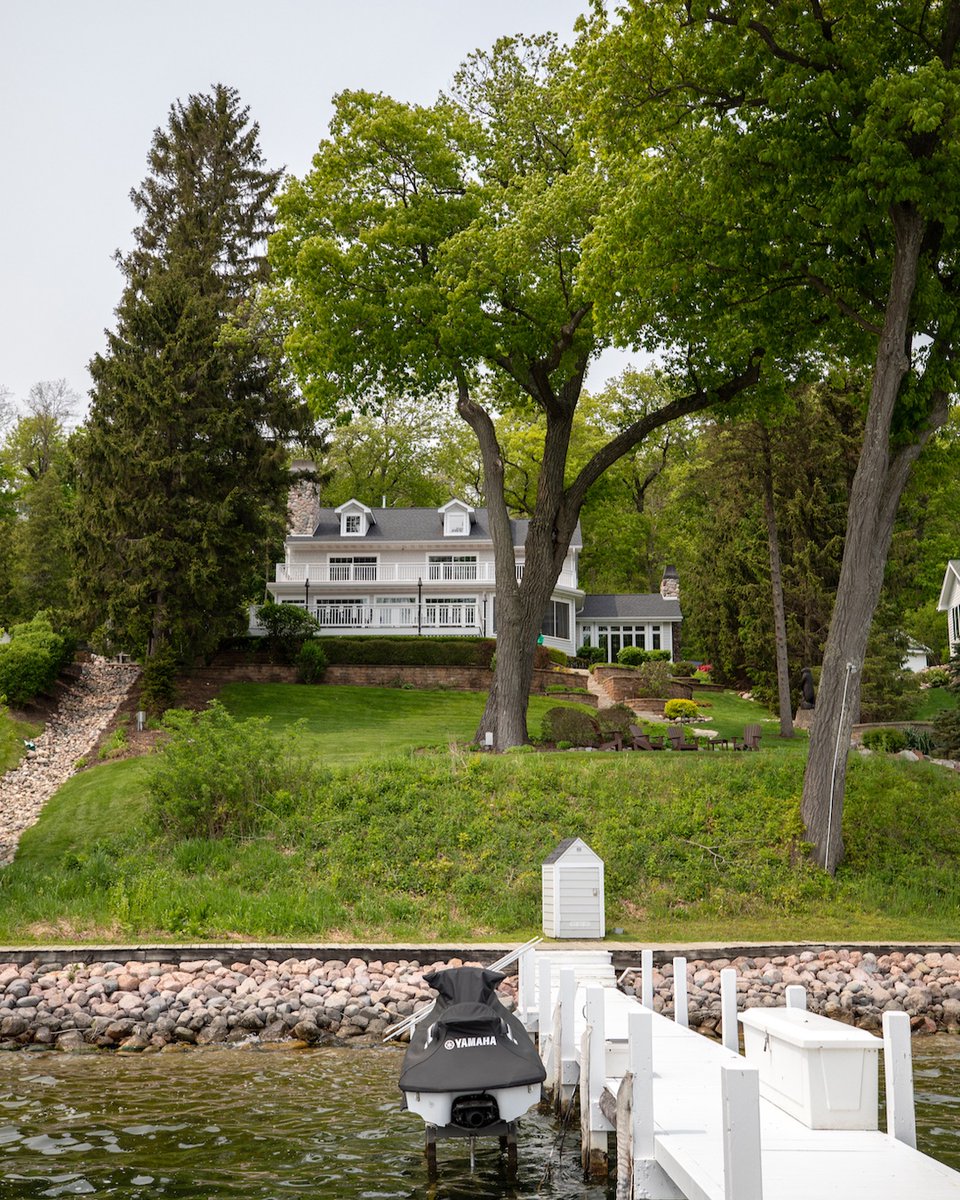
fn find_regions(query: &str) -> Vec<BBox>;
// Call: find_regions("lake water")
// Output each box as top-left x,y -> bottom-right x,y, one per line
0,1036 -> 959,1199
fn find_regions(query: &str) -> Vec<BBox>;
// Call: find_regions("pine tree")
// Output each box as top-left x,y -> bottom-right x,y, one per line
74,85 -> 314,661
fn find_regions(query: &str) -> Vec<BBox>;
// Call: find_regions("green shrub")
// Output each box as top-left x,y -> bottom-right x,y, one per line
671,661 -> 698,676
861,727 -> 909,753
540,706 -> 600,747
905,727 -> 934,755
317,636 -> 495,668
598,704 -> 637,738
148,702 -> 320,839
633,660 -> 673,698
617,646 -> 671,666
0,614 -> 70,706
932,709 -> 960,759
256,602 -> 320,663
920,665 -> 951,688
140,646 -> 179,715
577,644 -> 607,664
296,640 -> 327,683
556,740 -> 573,750
546,647 -> 568,666
664,698 -> 700,721
99,726 -> 128,760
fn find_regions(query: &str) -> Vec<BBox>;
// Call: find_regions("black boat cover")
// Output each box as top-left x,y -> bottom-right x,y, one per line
399,966 -> 547,1094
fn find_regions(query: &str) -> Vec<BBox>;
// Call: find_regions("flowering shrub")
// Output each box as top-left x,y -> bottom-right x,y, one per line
664,699 -> 700,721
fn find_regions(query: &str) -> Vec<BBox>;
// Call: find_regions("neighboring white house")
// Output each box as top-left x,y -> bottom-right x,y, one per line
938,559 -> 960,655
261,466 -> 682,660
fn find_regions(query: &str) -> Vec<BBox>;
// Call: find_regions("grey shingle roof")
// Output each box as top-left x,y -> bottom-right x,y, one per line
295,507 -> 583,549
577,594 -> 682,621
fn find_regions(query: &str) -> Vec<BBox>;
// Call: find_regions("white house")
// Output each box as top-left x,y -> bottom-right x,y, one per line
938,559 -> 960,655
263,467 -> 682,660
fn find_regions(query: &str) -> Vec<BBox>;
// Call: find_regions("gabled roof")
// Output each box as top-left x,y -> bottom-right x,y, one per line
293,506 -> 583,548
577,593 -> 682,621
938,560 -> 960,611
543,836 -> 602,865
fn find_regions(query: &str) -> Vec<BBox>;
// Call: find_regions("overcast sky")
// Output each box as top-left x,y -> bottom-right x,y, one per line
1,0 -> 634,419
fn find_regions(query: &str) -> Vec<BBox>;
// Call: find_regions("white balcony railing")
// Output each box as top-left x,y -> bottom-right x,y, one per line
313,602 -> 478,630
274,561 -> 578,588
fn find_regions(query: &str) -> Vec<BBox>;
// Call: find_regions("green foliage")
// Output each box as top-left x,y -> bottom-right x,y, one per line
98,725 -> 128,760
546,647 -> 568,666
671,661 -> 699,676
632,659 -> 673,698
139,646 -> 179,715
905,727 -> 934,756
598,703 -> 636,738
618,646 -> 670,666
861,728 -> 909,754
932,709 -> 960,760
664,698 -> 700,722
318,636 -> 495,668
296,640 -> 327,683
0,613 -> 69,706
0,702 -> 42,773
577,644 -> 607,664
256,601 -> 320,663
920,665 -> 951,688
540,705 -> 600,747
73,85 -> 316,662
148,703 -> 322,840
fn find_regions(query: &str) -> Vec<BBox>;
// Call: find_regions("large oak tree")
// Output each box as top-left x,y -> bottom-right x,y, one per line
270,36 -> 760,748
581,1 -> 960,871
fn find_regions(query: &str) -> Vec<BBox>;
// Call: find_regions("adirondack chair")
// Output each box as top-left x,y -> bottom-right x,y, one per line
598,731 -> 623,751
733,723 -> 762,751
666,726 -> 699,751
629,724 -> 664,751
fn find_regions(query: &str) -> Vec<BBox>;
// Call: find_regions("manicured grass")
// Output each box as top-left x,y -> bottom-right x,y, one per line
0,709 -> 43,774
217,682 -> 585,763
2,685 -> 959,944
913,686 -> 959,722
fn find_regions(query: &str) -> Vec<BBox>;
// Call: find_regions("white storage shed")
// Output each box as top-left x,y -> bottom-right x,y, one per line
541,837 -> 605,939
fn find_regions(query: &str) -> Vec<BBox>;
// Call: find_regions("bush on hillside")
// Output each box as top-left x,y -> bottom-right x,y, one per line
256,601 -> 320,663
932,709 -> 960,759
0,613 -> 71,706
546,646 -> 568,666
296,640 -> 327,683
633,660 -> 673,698
540,706 -> 600,747
139,646 -> 179,715
148,702 -> 324,839
598,704 -> 637,738
664,698 -> 700,722
576,644 -> 607,664
861,727 -> 909,753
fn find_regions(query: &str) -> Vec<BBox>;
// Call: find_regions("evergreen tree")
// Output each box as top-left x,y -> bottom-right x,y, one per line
74,85 -> 315,661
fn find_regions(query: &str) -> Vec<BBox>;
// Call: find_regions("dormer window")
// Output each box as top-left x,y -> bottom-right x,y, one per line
335,499 -> 373,538
439,498 -> 473,537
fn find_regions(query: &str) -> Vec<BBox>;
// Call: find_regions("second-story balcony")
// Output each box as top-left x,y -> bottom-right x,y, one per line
274,561 -> 580,588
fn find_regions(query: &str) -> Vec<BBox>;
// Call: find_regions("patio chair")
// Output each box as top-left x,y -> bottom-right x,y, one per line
598,731 -> 623,751
733,723 -> 762,751
629,724 -> 665,750
665,727 -> 699,751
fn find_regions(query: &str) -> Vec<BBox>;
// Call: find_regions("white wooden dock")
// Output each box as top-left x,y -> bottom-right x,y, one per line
518,947 -> 960,1199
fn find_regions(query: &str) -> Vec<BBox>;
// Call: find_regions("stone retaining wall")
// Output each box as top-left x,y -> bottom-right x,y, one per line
183,662 -> 585,695
2,948 -> 959,1053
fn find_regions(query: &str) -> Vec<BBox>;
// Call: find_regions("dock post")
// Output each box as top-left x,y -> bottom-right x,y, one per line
785,985 -> 807,1010
538,955 -> 554,1090
629,1009 -> 685,1199
720,1063 -> 763,1200
641,948 -> 654,1010
720,967 -> 739,1053
558,967 -> 578,1115
425,1125 -> 437,1181
581,985 -> 612,1180
883,1010 -> 917,1148
672,957 -> 688,1027
519,946 -> 537,1031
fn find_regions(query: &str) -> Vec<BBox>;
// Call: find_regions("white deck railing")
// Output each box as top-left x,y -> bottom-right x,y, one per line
274,561 -> 578,587
313,602 -> 479,630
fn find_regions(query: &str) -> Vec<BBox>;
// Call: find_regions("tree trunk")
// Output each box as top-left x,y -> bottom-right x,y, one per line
759,427 -> 794,738
801,206 -> 945,873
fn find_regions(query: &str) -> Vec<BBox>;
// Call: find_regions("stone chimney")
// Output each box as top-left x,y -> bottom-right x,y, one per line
660,564 -> 680,601
286,459 -> 322,535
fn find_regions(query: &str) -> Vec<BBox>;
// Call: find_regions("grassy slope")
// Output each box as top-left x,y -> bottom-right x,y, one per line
0,710 -> 43,774
2,684 -> 958,945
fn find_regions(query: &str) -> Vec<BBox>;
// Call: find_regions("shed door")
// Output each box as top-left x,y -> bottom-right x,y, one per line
558,865 -> 603,936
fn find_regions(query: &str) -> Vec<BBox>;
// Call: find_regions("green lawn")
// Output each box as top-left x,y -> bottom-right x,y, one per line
218,682 -> 586,763
2,684 -> 958,945
0,709 -> 43,774
913,686 -> 959,722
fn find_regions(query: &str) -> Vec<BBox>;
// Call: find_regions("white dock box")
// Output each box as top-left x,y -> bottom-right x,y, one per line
739,1007 -> 879,1129
541,837 -> 605,939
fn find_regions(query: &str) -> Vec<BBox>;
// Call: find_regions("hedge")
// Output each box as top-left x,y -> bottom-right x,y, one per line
316,636 -> 496,668
0,614 -> 73,706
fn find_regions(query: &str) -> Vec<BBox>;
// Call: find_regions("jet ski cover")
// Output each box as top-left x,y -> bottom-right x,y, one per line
399,966 -> 546,1094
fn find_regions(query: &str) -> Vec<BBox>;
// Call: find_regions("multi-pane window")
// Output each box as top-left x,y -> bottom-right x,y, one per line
541,600 -> 571,640
343,513 -> 362,534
